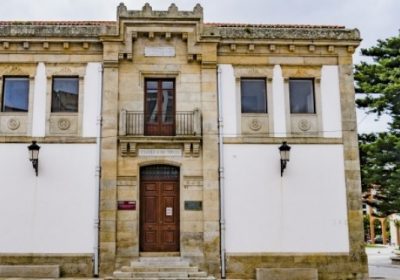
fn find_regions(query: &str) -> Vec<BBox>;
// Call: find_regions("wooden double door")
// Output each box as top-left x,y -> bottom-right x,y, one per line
140,165 -> 180,252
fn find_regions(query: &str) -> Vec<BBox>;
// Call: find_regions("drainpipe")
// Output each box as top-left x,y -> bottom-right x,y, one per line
217,66 -> 226,279
93,64 -> 104,277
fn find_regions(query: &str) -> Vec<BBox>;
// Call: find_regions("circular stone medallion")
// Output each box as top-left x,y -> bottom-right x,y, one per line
298,119 -> 312,131
7,118 -> 20,130
58,118 -> 71,130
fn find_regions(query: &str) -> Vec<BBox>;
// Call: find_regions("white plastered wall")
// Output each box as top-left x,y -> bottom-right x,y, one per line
224,144 -> 349,253
82,63 -> 102,137
0,144 -> 96,253
321,65 -> 342,137
219,64 -> 238,136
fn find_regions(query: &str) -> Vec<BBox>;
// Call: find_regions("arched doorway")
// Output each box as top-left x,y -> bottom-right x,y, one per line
140,165 -> 180,252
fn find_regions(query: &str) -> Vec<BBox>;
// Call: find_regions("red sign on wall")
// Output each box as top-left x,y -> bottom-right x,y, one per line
118,201 -> 136,210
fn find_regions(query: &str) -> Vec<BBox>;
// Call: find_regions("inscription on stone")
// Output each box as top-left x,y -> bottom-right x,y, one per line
138,149 -> 182,157
184,201 -> 203,211
144,47 -> 175,57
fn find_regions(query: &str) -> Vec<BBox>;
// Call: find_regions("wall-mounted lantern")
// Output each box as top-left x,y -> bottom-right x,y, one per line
28,141 -> 40,176
279,141 -> 291,177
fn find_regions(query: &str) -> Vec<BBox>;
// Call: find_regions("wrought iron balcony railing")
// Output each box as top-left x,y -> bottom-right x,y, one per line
119,109 -> 201,136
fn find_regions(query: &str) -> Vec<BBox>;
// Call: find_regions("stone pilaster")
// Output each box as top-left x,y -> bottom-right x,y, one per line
338,55 -> 368,278
99,42 -> 120,276
200,43 -> 220,276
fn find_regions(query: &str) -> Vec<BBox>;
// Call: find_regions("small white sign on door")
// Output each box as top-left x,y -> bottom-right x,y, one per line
166,207 -> 173,216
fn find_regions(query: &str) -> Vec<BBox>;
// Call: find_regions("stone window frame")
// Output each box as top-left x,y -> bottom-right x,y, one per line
234,66 -> 274,135
240,78 -> 268,114
282,66 -> 322,137
45,64 -> 86,136
0,65 -> 36,135
51,76 -> 80,113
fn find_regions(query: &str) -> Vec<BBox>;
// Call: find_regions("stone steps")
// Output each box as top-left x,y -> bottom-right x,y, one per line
112,257 -> 215,280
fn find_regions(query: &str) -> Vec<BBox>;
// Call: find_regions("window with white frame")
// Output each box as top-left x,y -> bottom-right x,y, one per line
1,76 -> 30,112
289,79 -> 315,114
241,78 -> 267,113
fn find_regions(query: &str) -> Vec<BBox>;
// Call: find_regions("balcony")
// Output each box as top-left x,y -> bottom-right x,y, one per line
119,109 -> 202,157
120,109 -> 201,136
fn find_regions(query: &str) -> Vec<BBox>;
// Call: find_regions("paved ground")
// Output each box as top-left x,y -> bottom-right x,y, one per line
367,246 -> 400,279
1,248 -> 399,280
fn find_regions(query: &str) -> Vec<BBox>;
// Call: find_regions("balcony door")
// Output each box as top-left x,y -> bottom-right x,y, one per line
144,79 -> 175,136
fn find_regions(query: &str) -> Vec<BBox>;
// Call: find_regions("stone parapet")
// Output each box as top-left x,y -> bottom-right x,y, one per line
0,254 -> 93,277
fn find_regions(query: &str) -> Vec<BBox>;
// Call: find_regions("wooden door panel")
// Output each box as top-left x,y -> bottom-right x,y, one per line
144,196 -> 158,223
140,180 -> 179,252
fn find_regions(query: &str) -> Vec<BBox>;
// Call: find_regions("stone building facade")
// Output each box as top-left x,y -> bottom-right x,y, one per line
0,3 -> 368,279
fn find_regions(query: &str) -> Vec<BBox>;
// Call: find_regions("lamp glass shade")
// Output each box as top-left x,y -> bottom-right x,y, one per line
28,141 -> 40,160
279,142 -> 291,161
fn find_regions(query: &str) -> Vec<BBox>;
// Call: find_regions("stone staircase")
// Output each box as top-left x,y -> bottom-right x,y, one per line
112,257 -> 216,280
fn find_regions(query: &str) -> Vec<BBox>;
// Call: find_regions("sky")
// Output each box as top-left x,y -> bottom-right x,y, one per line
0,0 -> 398,133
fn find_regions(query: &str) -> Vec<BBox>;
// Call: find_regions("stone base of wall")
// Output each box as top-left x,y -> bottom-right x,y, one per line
226,253 -> 368,280
0,253 -> 93,277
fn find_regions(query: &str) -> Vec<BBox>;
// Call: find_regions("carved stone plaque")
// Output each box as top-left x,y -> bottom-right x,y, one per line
144,47 -> 175,57
138,149 -> 182,157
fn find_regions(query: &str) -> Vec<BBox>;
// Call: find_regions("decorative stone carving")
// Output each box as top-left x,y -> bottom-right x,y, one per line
309,45 -> 315,52
5,65 -> 25,75
193,4 -> 203,16
142,3 -> 152,16
7,118 -> 20,130
183,176 -> 203,189
241,115 -> 269,135
347,45 -> 355,53
168,3 -> 178,15
184,143 -> 191,157
248,118 -> 262,131
298,119 -> 312,131
23,42 -> 29,49
58,118 -> 71,130
54,67 -> 73,75
120,142 -> 137,157
192,143 -> 200,157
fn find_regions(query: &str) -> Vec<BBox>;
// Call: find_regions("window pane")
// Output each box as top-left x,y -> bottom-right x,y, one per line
289,79 -> 315,113
146,81 -> 158,90
2,77 -> 29,112
241,79 -> 267,113
146,90 -> 158,123
162,81 -> 174,90
51,77 -> 79,112
161,90 -> 174,123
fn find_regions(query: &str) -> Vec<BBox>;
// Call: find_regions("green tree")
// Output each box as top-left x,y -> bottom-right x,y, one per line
355,34 -> 400,216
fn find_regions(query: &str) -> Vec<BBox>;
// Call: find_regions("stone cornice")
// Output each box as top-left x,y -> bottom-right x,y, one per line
0,24 -> 116,38
204,25 -> 361,42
